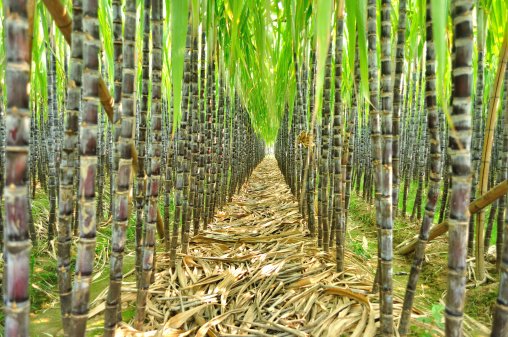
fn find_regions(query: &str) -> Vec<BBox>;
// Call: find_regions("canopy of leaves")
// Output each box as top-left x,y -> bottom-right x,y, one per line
4,0 -> 508,143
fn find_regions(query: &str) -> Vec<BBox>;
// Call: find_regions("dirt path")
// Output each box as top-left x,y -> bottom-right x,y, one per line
115,157 -> 407,336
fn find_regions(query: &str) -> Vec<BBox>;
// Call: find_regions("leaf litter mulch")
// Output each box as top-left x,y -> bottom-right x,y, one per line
102,157 -> 417,336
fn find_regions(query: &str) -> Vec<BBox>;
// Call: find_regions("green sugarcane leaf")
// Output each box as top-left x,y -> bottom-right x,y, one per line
345,0 -> 356,75
171,0 -> 190,127
355,0 -> 369,100
191,0 -> 199,37
99,0 -> 114,88
313,0 -> 333,120
431,0 -> 449,111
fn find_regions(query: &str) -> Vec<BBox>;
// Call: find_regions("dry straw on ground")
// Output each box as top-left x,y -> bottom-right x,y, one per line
92,158 -> 428,336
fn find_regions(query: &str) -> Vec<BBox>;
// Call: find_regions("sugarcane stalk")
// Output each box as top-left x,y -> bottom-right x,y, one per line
134,0 -> 151,286
445,1 -> 474,334
392,0 -> 407,218
102,0 -> 136,332
108,0 -> 123,310
57,0 -> 83,334
181,31 -> 196,255
189,32 -> 200,237
367,0 -> 382,292
195,31 -> 207,236
475,21 -> 508,282
303,50 -> 316,237
47,35 -> 58,242
70,0 -> 100,333
379,0 -> 394,334
490,54 -> 508,337
171,24 -> 192,267
135,0 -> 163,327
399,1 -> 441,332
334,1 -> 345,272
496,63 -> 508,270
204,55 -> 215,229
318,44 -> 332,251
4,1 -> 32,335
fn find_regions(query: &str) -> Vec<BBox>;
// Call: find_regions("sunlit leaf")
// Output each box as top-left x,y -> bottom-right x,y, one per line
171,0 -> 190,126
